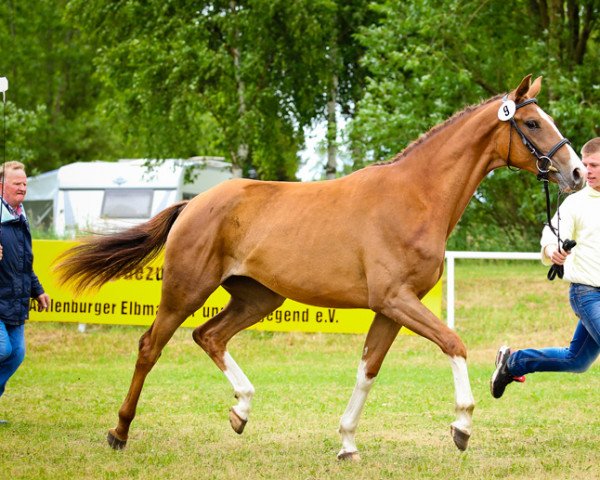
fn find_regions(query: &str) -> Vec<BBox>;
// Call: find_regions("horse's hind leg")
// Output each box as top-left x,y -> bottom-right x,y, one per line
107,285 -> 217,449
338,313 -> 400,461
192,276 -> 284,434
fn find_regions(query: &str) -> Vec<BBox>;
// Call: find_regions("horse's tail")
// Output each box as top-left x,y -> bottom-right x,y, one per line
54,201 -> 189,295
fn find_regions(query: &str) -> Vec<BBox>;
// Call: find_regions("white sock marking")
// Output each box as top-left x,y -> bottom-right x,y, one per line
448,355 -> 475,435
338,361 -> 375,456
223,351 -> 255,420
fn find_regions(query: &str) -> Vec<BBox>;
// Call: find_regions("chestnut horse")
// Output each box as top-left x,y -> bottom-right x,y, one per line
55,75 -> 585,460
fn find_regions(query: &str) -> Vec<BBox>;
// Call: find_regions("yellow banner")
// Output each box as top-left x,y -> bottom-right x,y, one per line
29,240 -> 442,334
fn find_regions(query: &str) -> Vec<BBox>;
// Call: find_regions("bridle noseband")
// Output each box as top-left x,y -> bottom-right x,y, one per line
500,95 -> 576,280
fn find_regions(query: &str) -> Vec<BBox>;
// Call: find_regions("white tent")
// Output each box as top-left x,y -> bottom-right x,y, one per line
25,157 -> 232,236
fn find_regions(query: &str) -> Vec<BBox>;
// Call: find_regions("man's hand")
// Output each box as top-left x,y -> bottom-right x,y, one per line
544,244 -> 570,265
36,293 -> 50,311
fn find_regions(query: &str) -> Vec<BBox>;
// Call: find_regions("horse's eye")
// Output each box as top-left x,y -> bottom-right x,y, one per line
525,120 -> 540,130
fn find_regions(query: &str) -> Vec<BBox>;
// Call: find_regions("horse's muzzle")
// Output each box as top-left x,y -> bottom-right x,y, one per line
556,165 -> 586,192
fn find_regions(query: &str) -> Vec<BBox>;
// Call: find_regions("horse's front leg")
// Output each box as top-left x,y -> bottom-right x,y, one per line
448,355 -> 474,450
338,313 -> 400,461
380,290 -> 475,451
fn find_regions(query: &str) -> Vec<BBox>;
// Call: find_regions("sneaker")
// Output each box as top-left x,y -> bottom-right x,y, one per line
490,346 -> 525,399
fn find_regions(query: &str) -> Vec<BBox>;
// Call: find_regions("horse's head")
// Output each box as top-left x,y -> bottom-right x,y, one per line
499,75 -> 585,192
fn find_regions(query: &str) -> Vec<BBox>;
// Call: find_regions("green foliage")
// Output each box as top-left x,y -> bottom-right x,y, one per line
2,102 -> 48,174
0,0 -> 116,172
65,0 -> 347,179
2,1 -> 599,246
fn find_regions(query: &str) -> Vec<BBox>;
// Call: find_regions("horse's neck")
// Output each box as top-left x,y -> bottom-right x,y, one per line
393,104 -> 504,236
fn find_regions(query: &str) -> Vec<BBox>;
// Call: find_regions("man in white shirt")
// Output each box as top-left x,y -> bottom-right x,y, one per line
491,137 -> 600,398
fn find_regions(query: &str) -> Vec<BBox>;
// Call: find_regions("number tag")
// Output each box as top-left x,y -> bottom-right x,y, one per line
498,100 -> 516,121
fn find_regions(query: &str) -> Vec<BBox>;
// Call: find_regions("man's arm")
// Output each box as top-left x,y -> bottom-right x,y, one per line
30,271 -> 49,310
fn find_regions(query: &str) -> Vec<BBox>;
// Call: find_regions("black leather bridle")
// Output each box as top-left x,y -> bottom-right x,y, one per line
506,97 -> 571,181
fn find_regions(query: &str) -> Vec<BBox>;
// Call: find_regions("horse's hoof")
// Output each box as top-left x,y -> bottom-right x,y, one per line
107,429 -> 127,450
229,408 -> 247,434
450,425 -> 470,451
337,450 -> 361,461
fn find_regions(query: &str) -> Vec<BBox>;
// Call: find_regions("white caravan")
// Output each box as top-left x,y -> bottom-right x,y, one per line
24,157 -> 232,236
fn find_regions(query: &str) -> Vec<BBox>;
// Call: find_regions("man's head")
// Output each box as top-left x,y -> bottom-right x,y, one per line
581,138 -> 600,191
0,161 -> 28,209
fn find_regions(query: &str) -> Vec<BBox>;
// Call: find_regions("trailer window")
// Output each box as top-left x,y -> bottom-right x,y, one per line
101,189 -> 153,218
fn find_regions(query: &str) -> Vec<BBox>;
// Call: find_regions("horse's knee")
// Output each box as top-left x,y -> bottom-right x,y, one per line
442,332 -> 467,358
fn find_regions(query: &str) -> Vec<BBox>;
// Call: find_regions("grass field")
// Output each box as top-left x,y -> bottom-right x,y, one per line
1,261 -> 598,479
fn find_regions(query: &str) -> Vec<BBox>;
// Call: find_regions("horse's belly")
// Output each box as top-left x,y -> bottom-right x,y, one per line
236,248 -> 369,308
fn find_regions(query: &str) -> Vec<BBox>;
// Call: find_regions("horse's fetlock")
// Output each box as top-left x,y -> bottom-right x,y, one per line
236,385 -> 254,398
339,418 -> 356,434
118,409 -> 135,425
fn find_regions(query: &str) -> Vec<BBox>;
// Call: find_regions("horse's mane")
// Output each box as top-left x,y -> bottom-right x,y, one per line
374,94 -> 504,166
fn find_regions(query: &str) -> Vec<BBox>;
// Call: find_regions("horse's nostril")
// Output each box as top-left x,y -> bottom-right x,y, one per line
573,167 -> 585,186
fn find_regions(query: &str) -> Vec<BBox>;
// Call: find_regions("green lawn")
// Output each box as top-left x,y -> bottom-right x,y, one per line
1,260 -> 598,479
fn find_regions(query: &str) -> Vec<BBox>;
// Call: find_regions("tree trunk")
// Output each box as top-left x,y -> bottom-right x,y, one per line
229,1 -> 249,179
325,73 -> 339,180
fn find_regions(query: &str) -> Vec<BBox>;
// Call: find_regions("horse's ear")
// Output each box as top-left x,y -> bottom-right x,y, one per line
528,76 -> 543,98
511,74 -> 533,103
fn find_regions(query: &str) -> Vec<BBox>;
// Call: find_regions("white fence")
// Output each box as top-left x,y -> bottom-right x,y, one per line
444,251 -> 540,329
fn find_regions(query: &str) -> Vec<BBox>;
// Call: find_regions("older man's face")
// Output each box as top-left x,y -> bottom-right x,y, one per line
2,169 -> 28,209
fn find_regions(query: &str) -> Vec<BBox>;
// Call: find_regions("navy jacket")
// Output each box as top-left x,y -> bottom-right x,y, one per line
0,200 -> 44,325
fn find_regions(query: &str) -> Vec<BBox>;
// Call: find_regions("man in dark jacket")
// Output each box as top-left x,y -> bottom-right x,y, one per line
0,161 -> 50,423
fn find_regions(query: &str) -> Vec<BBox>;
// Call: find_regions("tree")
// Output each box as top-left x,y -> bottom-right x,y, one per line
316,0 -> 376,179
0,0 -> 115,174
66,0 -> 341,180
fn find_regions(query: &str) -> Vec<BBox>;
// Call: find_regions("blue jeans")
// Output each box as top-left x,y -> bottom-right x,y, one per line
508,283 -> 600,377
0,323 -> 26,397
